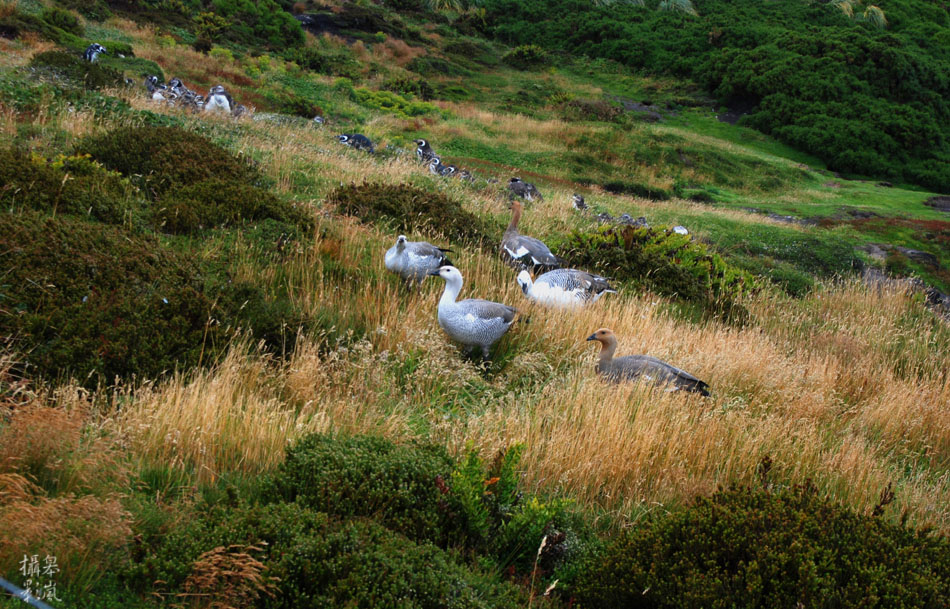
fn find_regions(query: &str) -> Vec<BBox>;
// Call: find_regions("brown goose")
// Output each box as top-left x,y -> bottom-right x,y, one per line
586,328 -> 710,396
501,199 -> 560,273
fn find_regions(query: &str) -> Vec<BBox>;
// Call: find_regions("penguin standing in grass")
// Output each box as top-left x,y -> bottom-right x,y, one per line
337,133 -> 375,154
415,138 -> 436,163
204,85 -> 234,114
83,43 -> 106,62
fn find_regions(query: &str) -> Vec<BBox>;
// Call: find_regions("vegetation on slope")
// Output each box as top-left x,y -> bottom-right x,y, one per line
481,0 -> 950,192
0,0 -> 949,606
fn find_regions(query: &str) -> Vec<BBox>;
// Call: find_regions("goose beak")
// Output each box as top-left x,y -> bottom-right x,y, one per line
428,269 -> 441,276
586,333 -> 598,341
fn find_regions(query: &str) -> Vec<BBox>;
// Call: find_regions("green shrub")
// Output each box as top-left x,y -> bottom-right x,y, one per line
382,76 -> 435,101
0,149 -> 136,224
502,44 -> 547,69
126,500 -> 527,608
602,179 -> 670,200
41,7 -> 84,37
328,181 -> 500,247
29,50 -> 125,90
557,224 -> 752,321
155,179 -> 311,234
266,434 -> 462,544
353,87 -> 438,117
560,98 -> 623,122
211,0 -> 305,49
56,0 -> 112,21
572,483 -> 950,608
76,125 -> 262,197
0,211 -> 222,386
284,46 -> 362,78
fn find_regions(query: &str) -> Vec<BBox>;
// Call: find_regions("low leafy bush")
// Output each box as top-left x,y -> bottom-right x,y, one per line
265,434 -> 461,544
127,501 -> 528,609
211,0 -> 305,49
40,7 -> 83,37
502,44 -> 547,69
382,75 -> 435,101
0,211 -> 221,386
558,224 -> 752,320
353,87 -> 438,117
155,179 -> 311,234
560,98 -> 623,122
602,179 -> 670,200
328,181 -> 500,247
0,149 -> 136,224
284,46 -> 361,78
29,50 -> 125,90
77,125 -> 262,197
56,0 -> 112,21
572,482 -> 950,608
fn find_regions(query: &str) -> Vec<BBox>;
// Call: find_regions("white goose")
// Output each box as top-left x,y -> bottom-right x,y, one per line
517,269 -> 615,307
428,266 -> 517,359
385,235 -> 452,284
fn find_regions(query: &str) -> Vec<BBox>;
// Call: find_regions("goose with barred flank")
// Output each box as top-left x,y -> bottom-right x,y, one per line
517,269 -> 615,307
385,235 -> 452,284
501,199 -> 560,273
586,328 -> 710,396
428,266 -> 517,359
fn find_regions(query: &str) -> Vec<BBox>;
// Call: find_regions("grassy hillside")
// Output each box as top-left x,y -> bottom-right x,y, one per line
1,0 -> 949,607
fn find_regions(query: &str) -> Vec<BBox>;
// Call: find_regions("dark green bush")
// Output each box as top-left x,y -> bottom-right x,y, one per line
602,180 -> 670,200
0,211 -> 222,386
155,179 -> 311,234
408,55 -> 474,77
56,0 -> 112,21
0,148 -> 136,224
501,44 -> 547,69
127,500 -> 528,609
77,125 -> 262,197
211,0 -> 305,49
41,7 -> 84,37
284,46 -> 361,78
328,181 -> 500,247
560,98 -> 623,122
266,434 -> 462,544
572,483 -> 950,609
29,50 -> 125,90
382,75 -> 435,101
557,224 -> 752,321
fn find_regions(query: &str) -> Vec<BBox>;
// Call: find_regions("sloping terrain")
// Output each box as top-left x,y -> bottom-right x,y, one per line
0,1 -> 948,607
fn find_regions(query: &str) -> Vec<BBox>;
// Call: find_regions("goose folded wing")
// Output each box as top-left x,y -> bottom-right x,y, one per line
510,236 -> 557,265
462,299 -> 517,323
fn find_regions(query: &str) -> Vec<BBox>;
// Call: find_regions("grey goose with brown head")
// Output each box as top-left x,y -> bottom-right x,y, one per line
385,235 -> 452,284
517,269 -> 615,308
428,266 -> 517,359
586,328 -> 710,396
501,199 -> 560,273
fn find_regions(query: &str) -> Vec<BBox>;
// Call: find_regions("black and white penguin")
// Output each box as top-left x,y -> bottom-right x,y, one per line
313,116 -> 325,125
414,139 -> 436,163
232,104 -> 248,118
336,133 -> 375,154
204,85 -> 234,113
458,169 -> 475,182
144,75 -> 168,102
83,43 -> 106,62
572,194 -> 588,211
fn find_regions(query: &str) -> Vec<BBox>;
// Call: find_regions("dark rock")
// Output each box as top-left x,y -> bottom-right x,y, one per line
858,243 -> 889,263
895,247 -> 939,267
923,196 -> 950,213
876,181 -> 893,188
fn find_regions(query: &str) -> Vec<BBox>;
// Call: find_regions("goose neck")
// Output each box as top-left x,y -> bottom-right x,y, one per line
598,338 -> 617,368
506,203 -> 522,234
439,275 -> 463,307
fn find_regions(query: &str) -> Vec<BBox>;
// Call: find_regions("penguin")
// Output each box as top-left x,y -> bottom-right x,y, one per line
83,43 -> 107,62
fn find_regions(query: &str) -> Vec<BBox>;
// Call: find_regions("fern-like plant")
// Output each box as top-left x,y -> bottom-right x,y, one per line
863,4 -> 887,28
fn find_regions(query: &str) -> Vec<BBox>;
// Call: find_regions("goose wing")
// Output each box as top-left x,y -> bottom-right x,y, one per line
539,269 -> 614,294
612,355 -> 709,394
503,235 -> 558,266
407,241 -> 452,266
460,299 -> 517,324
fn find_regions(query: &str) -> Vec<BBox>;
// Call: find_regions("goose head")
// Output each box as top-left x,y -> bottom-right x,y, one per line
516,270 -> 533,295
586,327 -> 617,346
395,235 -> 407,250
428,265 -> 463,286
